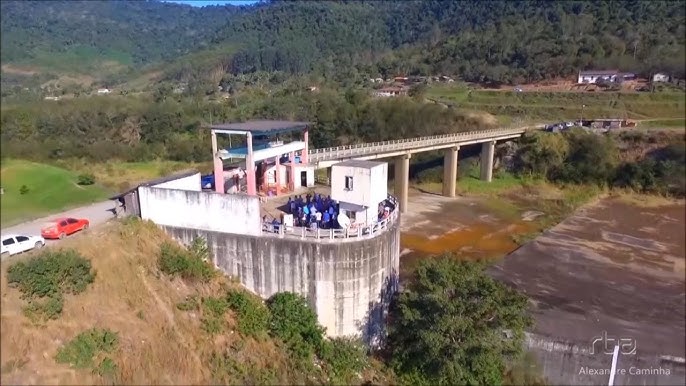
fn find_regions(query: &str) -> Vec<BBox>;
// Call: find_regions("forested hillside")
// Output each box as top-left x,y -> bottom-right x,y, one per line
1,0 -> 684,89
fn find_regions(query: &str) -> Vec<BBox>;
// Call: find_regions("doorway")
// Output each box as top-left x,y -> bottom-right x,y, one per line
300,171 -> 307,187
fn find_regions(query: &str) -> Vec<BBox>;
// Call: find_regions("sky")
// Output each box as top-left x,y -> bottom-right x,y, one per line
163,0 -> 260,7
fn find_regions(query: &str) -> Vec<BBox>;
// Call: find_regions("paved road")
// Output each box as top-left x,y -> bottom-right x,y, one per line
1,200 -> 117,259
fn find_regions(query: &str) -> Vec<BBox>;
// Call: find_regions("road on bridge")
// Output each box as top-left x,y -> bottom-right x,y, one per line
0,200 -> 116,261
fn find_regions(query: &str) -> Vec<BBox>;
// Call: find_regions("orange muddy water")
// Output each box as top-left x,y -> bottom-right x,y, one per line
398,192 -> 541,281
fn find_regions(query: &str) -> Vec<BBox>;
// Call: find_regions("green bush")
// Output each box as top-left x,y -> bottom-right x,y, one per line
202,296 -> 229,317
19,184 -> 29,194
7,249 -> 95,298
266,292 -> 325,359
7,249 -> 95,320
23,295 -> 64,321
226,290 -> 270,337
158,241 -> 214,282
55,328 -> 118,369
319,337 -> 369,383
77,173 -> 96,185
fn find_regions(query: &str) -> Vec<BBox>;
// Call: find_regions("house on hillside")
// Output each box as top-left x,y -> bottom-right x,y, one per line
96,88 -> 111,95
577,70 -> 618,84
652,73 -> 670,83
373,87 -> 408,97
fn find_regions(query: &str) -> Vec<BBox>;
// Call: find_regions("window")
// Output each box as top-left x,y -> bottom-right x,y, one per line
67,218 -> 78,224
344,176 -> 353,191
2,238 -> 15,246
60,221 -> 68,227
16,236 -> 29,242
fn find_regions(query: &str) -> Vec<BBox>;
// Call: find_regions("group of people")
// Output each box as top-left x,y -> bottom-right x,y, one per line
262,192 -> 396,234
286,193 -> 341,229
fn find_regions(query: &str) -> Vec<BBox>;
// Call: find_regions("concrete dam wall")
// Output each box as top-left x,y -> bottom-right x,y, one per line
161,219 -> 401,343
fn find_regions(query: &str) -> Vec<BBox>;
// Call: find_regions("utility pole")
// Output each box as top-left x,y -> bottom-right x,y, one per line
581,104 -> 586,126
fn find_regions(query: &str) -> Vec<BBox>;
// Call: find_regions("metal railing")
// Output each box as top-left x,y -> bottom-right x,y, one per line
307,126 -> 535,162
261,195 -> 399,241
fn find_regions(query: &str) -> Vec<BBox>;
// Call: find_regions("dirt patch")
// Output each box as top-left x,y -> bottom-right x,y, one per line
1,64 -> 38,76
490,197 -> 685,358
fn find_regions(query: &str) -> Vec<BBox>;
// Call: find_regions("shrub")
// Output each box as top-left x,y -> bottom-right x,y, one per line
226,290 -> 270,337
158,241 -> 214,282
23,295 -> 64,321
7,249 -> 95,298
19,184 -> 29,194
266,292 -> 325,359
319,337 -> 369,383
7,249 -> 95,321
202,296 -> 229,317
55,328 -> 118,369
77,173 -> 96,185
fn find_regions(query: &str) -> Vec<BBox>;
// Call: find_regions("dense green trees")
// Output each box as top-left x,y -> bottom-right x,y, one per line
0,88 -> 491,163
513,129 -> 686,196
387,257 -> 532,385
2,1 -> 683,89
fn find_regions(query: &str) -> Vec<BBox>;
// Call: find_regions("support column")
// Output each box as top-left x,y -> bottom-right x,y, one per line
442,146 -> 459,197
394,153 -> 411,213
246,132 -> 257,195
289,151 -> 296,190
302,127 -> 309,164
480,140 -> 495,182
211,130 -> 224,193
275,156 -> 281,196
326,167 -> 332,186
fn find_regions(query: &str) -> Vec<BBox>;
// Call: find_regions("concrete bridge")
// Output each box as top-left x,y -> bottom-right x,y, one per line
309,126 -> 538,212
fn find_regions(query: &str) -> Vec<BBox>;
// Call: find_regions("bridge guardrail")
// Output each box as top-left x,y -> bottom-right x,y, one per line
307,126 -> 534,162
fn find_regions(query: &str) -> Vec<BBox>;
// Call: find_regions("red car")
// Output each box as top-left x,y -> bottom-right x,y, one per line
41,217 -> 90,240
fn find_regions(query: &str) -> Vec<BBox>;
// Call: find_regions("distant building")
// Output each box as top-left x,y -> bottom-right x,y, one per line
96,88 -> 111,95
373,87 -> 407,97
577,70 -> 619,84
44,96 -> 61,101
652,73 -> 670,83
393,76 -> 409,83
621,72 -> 637,80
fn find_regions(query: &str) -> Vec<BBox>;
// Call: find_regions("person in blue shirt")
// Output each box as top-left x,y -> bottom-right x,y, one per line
322,211 -> 330,229
303,205 -> 310,216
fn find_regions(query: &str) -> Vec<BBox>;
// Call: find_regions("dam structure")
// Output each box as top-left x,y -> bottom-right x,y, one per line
116,120 -> 530,342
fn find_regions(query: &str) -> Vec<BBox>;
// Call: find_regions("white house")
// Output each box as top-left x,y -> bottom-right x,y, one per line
97,88 -> 111,95
577,70 -> 619,84
331,160 -> 388,226
652,73 -> 670,83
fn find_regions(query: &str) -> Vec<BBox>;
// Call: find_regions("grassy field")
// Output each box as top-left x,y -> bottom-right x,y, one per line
1,159 -> 211,227
427,85 -> 686,122
0,160 -> 109,227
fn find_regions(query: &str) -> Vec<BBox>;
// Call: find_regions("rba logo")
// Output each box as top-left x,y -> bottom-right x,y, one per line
590,330 -> 637,355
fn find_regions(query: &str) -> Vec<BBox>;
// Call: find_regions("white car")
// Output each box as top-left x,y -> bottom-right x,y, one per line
1,234 -> 46,258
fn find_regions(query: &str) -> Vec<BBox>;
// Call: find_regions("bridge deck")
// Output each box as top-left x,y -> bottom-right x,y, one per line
307,126 -> 535,164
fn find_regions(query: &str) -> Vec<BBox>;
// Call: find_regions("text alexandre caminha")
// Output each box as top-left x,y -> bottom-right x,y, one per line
579,367 -> 671,376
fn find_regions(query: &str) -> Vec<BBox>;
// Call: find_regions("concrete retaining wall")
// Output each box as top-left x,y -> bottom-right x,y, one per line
160,216 -> 401,343
139,187 -> 261,236
151,172 -> 201,191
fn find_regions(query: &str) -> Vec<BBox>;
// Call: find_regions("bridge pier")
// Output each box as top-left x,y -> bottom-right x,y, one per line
480,140 -> 495,182
442,146 -> 459,197
394,153 -> 410,213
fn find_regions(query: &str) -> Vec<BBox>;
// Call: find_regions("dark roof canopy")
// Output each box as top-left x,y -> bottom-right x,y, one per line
209,120 -> 310,136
